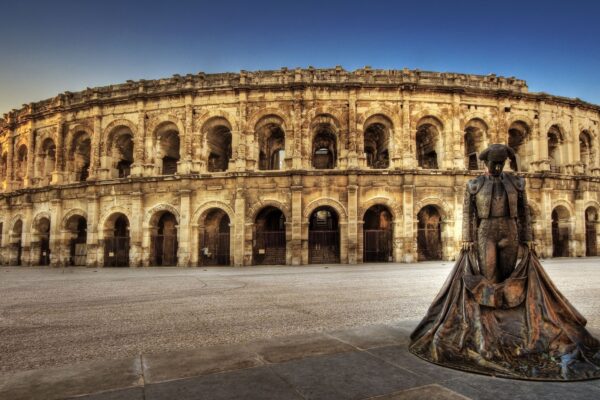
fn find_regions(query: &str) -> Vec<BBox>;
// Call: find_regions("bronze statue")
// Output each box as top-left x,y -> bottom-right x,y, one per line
409,144 -> 600,381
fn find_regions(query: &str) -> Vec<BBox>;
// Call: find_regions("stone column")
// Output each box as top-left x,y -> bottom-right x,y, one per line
49,197 -> 62,267
6,133 -> 14,190
233,184 -> 246,266
291,177 -> 303,265
236,93 -> 248,171
402,181 -> 416,262
130,191 -> 143,267
291,96 -> 303,170
177,188 -> 191,266
347,175 -> 358,264
89,114 -> 102,180
25,127 -> 35,187
86,194 -> 99,267
178,100 -> 193,174
451,93 -> 463,169
401,99 -> 415,169
22,203 -> 32,265
574,195 -> 585,256
540,187 -> 553,257
52,118 -> 64,184
348,89 -> 359,169
131,105 -> 145,177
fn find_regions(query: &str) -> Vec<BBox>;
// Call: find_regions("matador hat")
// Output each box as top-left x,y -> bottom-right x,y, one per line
479,144 -> 516,163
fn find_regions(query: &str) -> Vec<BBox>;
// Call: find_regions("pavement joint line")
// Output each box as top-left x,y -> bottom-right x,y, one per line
265,364 -> 309,400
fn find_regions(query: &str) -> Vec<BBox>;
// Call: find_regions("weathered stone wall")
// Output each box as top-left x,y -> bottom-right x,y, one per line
0,67 -> 598,267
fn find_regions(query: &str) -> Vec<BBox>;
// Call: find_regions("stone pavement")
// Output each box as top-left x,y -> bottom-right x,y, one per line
2,321 -> 600,400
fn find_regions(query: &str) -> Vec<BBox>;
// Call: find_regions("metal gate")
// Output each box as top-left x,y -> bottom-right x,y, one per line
200,232 -> 230,266
417,225 -> 442,261
152,234 -> 178,266
104,236 -> 130,267
16,241 -> 22,266
254,231 -> 286,265
364,229 -> 392,262
70,241 -> 87,266
40,237 -> 50,266
309,230 -> 340,264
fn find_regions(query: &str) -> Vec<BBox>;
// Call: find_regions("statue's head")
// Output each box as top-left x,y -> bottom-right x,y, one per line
479,144 -> 516,176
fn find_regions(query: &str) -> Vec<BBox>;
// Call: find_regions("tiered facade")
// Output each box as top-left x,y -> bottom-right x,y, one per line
0,67 -> 598,267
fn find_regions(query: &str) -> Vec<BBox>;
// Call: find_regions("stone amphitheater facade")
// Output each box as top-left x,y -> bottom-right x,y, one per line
0,67 -> 599,268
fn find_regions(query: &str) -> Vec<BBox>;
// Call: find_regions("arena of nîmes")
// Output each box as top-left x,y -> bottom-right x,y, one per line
0,67 -> 598,268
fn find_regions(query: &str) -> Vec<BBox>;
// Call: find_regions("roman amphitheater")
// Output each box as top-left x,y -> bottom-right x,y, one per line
0,67 -> 598,268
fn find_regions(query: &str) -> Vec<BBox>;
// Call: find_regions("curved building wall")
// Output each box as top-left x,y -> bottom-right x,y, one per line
0,67 -> 599,267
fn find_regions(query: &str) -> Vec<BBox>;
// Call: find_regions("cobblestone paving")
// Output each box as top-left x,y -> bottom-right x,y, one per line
1,257 -> 599,373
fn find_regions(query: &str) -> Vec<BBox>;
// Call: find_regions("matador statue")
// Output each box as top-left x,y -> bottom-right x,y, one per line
409,144 -> 600,381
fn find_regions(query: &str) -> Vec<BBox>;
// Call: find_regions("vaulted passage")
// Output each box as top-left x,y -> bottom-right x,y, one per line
416,118 -> 441,169
257,117 -> 285,171
508,121 -> 530,171
363,205 -> 393,262
34,217 -> 51,266
66,216 -> 87,266
151,212 -> 178,266
199,209 -> 230,266
156,124 -> 180,175
69,132 -> 91,182
585,207 -> 598,257
364,115 -> 391,169
11,219 -> 23,266
309,207 -> 340,264
552,206 -> 570,257
417,206 -> 442,261
254,207 -> 286,265
312,123 -> 337,169
104,214 -> 130,267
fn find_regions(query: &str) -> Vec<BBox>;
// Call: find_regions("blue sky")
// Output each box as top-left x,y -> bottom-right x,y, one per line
1,0 -> 599,114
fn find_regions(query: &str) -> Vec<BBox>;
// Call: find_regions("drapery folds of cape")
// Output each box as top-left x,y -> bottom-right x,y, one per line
409,248 -> 600,380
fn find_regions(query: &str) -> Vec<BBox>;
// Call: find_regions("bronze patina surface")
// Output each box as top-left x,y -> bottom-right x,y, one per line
409,144 -> 600,380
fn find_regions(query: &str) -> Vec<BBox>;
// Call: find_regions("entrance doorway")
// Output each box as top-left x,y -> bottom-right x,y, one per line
199,209 -> 230,266
151,212 -> 178,266
308,206 -> 340,264
254,207 -> 286,265
417,206 -> 442,261
104,214 -> 130,267
363,205 -> 393,262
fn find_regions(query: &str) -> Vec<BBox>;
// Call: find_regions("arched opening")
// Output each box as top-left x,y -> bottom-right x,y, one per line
257,117 -> 285,171
312,125 -> 337,170
580,130 -> 593,173
108,127 -> 134,178
464,119 -> 487,170
548,125 -> 564,173
206,125 -> 232,172
16,144 -> 28,182
34,217 -> 51,266
104,214 -> 130,267
199,209 -> 230,266
417,205 -> 442,261
37,138 -> 56,185
363,205 -> 393,262
66,215 -> 87,266
508,121 -> 530,171
416,118 -> 441,169
69,132 -> 91,182
11,219 -> 23,266
364,116 -> 391,169
156,123 -> 180,175
151,211 -> 178,266
552,206 -> 570,257
585,207 -> 598,257
253,206 -> 286,265
308,206 -> 340,264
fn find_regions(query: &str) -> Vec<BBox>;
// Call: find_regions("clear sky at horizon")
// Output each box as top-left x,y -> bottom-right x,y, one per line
1,0 -> 599,115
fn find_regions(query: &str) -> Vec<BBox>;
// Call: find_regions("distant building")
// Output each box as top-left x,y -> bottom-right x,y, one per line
0,67 -> 598,267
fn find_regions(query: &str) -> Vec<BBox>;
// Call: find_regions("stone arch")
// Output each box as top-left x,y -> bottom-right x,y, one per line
584,200 -> 600,214
148,115 -> 184,142
414,197 -> 452,221
551,203 -> 573,257
247,108 -> 290,132
363,114 -> 394,169
32,211 -> 51,231
65,123 -> 93,151
416,115 -> 444,169
311,114 -> 340,169
303,197 -> 348,220
551,200 -> 575,218
61,209 -> 88,229
103,118 -> 137,153
192,201 -> 235,226
195,109 -> 237,133
254,114 -> 287,171
98,206 -> 132,240
359,197 -> 401,221
357,106 -> 399,127
200,116 -> 233,172
9,213 -> 25,236
144,203 -> 180,228
507,115 -> 535,134
305,107 -> 345,131
507,119 -> 532,171
248,199 -> 291,224
464,118 -> 489,170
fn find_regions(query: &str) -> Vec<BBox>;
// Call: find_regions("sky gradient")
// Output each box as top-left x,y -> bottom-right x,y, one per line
1,0 -> 599,115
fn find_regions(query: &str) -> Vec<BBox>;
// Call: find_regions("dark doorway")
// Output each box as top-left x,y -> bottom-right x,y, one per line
254,207 -> 286,265
585,207 -> 597,257
552,207 -> 570,257
199,209 -> 230,266
12,220 -> 23,266
152,212 -> 178,266
67,216 -> 87,266
104,214 -> 130,267
363,205 -> 393,262
417,206 -> 442,261
37,217 -> 51,266
308,207 -> 340,264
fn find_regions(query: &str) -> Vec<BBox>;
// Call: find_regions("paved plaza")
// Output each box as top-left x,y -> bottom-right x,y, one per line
1,257 -> 600,399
